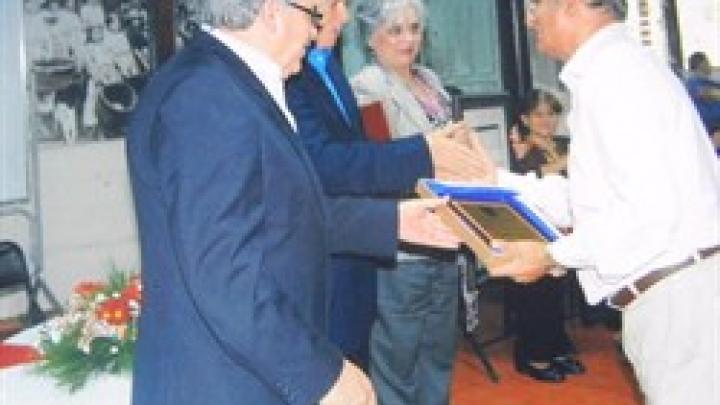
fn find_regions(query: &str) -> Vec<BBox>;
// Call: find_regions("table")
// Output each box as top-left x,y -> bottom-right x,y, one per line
0,324 -> 131,405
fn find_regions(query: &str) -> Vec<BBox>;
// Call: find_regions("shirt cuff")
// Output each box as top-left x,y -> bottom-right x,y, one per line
548,233 -> 593,270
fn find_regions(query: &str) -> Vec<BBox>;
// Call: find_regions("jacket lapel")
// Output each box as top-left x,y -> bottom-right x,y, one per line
307,58 -> 368,139
326,57 -> 364,133
383,68 -> 432,131
305,66 -> 352,133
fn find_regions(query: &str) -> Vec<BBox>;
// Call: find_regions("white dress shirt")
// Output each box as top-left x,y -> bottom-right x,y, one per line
500,23 -> 720,304
205,26 -> 297,131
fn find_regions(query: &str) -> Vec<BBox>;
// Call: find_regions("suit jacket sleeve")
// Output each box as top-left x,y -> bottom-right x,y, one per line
286,69 -> 433,196
157,72 -> 341,404
327,197 -> 398,258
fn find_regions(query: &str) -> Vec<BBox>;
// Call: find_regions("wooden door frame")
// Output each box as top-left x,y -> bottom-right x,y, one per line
148,0 -> 176,66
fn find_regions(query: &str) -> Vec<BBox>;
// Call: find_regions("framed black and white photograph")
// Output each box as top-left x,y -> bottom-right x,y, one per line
175,0 -> 202,47
24,0 -> 152,144
458,94 -> 513,170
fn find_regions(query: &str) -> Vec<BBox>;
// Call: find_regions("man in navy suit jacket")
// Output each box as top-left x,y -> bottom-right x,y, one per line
126,1 -> 398,403
285,0 -> 489,370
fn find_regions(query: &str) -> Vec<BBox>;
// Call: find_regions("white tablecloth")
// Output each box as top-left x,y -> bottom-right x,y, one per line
0,324 -> 131,404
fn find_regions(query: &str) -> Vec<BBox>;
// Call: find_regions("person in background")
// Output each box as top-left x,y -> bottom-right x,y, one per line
82,12 -> 136,135
286,0 -> 488,371
685,51 -> 720,153
79,0 -> 105,44
27,0 -> 83,143
507,89 -> 584,383
350,1 -> 465,403
124,1 -> 151,71
475,1 -> 720,404
42,0 -> 83,60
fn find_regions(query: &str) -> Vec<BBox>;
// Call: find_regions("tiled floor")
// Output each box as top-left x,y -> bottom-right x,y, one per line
451,325 -> 642,405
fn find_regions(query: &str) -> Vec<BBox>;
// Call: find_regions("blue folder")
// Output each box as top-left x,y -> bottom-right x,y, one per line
421,179 -> 559,242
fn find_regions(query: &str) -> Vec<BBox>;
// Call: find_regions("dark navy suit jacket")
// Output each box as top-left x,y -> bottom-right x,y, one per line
127,32 -> 397,404
286,54 -> 433,368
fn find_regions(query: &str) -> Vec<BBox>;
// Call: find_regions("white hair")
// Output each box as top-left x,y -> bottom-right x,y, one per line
199,0 -> 288,29
354,0 -> 426,43
586,0 -> 626,20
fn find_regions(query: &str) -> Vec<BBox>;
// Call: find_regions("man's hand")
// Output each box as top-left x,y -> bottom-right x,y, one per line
398,198 -> 460,249
508,124 -> 530,160
485,240 -> 556,283
319,360 -> 376,405
426,121 -> 498,184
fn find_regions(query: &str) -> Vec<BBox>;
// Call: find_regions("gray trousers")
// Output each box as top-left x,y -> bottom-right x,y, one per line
370,259 -> 459,405
622,252 -> 720,405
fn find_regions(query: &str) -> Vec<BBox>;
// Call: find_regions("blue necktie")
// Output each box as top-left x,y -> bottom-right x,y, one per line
307,48 -> 350,123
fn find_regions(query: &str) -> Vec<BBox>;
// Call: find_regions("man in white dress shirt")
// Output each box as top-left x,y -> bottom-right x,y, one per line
477,1 -> 720,403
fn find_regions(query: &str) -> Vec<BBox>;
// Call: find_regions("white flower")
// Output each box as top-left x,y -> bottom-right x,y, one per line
41,319 -> 65,344
110,346 -> 119,354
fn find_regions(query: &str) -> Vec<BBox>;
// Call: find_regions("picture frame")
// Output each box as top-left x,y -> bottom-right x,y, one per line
23,0 -> 154,145
416,179 -> 559,267
456,93 -> 513,170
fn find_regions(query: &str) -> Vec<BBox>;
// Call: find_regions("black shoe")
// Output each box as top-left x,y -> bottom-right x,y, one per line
552,356 -> 586,375
514,359 -> 565,383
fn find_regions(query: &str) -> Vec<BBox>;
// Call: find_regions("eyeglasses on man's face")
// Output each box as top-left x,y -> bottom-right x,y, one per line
287,1 -> 324,29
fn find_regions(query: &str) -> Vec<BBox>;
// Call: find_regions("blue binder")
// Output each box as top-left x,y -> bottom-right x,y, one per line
419,179 -> 559,242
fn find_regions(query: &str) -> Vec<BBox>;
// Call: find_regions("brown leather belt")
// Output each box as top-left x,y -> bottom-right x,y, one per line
608,245 -> 720,310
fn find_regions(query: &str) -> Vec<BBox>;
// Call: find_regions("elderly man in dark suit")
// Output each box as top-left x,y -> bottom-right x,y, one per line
285,0 -> 486,371
125,0 -> 466,403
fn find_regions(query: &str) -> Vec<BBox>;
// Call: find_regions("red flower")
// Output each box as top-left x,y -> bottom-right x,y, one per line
73,282 -> 105,298
95,298 -> 131,326
121,277 -> 142,303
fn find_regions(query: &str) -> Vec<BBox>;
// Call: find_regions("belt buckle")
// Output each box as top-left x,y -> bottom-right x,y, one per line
606,298 -> 622,311
607,284 -> 640,311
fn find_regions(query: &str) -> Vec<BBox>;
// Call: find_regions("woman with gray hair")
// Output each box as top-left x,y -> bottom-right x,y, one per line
350,1 -> 459,404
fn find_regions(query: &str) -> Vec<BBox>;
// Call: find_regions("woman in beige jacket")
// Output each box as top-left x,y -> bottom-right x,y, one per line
350,1 -> 459,404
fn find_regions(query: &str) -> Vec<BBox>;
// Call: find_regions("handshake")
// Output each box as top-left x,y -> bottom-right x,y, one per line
425,121 -> 498,185
401,122 -> 564,285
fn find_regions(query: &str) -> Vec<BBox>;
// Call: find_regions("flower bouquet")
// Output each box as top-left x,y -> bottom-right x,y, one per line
36,270 -> 141,392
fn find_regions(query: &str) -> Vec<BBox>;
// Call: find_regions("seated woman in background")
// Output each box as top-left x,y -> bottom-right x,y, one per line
350,0 -> 459,403
508,89 -> 585,383
685,52 -> 720,155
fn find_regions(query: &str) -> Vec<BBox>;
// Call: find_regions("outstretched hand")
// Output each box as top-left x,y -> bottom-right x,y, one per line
426,121 -> 498,184
485,240 -> 556,283
398,198 -> 460,250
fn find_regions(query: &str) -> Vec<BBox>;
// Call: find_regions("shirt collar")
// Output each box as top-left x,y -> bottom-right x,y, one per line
560,23 -> 626,91
204,25 -> 283,90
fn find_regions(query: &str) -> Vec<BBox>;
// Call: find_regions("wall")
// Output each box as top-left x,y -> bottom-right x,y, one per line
1,140 -> 139,317
675,0 -> 720,64
0,0 -> 28,203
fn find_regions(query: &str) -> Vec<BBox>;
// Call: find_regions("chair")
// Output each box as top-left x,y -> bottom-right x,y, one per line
0,241 -> 45,328
458,248 -> 512,383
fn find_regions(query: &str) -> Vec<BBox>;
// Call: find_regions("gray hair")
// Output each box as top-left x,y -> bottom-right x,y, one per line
199,0 -> 288,30
586,0 -> 627,20
354,0 -> 427,43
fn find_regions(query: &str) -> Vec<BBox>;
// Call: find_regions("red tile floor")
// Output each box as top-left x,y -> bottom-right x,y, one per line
451,325 -> 642,404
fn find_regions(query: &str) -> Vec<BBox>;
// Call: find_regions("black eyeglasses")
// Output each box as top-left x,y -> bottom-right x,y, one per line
287,2 -> 324,29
